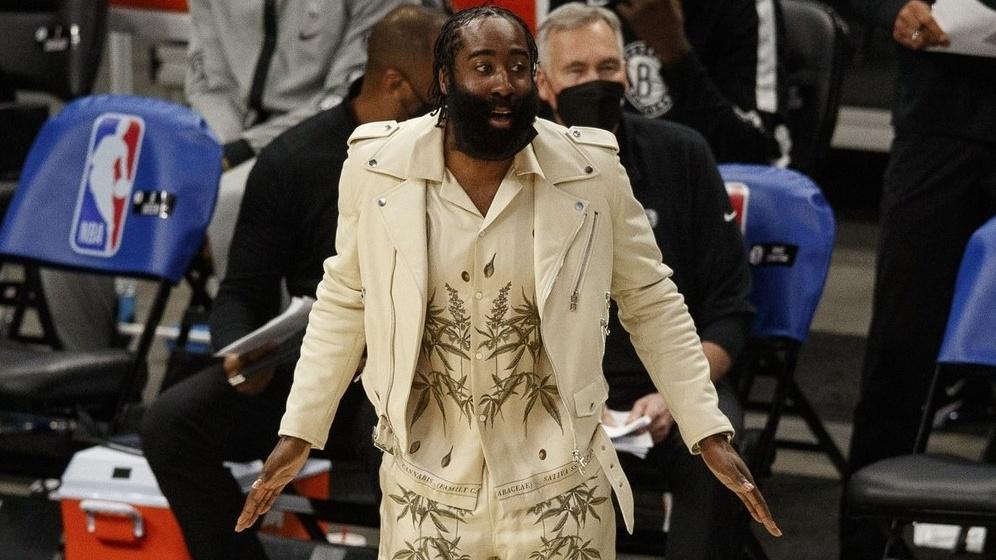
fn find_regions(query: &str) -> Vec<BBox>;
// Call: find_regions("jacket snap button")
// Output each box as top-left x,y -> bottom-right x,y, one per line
384,124 -> 392,130
572,130 -> 581,138
538,449 -> 546,460
575,201 -> 583,211
368,159 -> 378,167
377,198 -> 387,207
584,166 -> 594,174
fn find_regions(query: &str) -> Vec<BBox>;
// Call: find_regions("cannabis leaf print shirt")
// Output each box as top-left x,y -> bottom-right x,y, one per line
392,149 -> 589,511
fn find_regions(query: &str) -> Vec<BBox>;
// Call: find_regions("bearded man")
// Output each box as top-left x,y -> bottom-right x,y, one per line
236,7 -> 779,557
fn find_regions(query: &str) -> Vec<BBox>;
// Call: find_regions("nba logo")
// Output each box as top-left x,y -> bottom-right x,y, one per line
70,114 -> 145,257
724,181 -> 750,235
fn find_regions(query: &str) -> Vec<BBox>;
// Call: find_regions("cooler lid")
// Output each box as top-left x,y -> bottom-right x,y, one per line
54,446 -> 168,508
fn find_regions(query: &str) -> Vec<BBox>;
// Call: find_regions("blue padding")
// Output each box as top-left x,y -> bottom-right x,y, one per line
939,216 -> 996,367
0,95 -> 221,283
719,164 -> 836,342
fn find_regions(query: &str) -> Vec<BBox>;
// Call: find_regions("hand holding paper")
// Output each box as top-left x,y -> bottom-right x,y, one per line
927,0 -> 996,57
214,296 -> 315,357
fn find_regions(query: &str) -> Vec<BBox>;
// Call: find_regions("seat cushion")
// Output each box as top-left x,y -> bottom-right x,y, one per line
0,341 -> 133,409
847,454 -> 996,519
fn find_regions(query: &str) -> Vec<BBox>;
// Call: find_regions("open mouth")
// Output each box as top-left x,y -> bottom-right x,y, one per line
489,108 -> 513,129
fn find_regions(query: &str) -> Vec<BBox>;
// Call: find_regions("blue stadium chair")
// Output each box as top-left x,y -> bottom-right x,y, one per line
719,163 -> 845,477
846,216 -> 996,558
0,95 -> 220,464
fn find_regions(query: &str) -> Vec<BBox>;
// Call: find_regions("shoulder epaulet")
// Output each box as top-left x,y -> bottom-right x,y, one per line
565,126 -> 619,152
348,120 -> 400,145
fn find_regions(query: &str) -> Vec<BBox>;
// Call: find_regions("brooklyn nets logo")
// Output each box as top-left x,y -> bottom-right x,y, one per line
624,41 -> 674,118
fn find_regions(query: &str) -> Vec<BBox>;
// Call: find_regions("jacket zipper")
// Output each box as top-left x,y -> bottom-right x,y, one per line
543,347 -> 585,474
569,211 -> 599,312
373,249 -> 398,454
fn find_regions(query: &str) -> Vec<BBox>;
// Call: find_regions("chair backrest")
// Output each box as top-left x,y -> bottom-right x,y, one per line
938,216 -> 996,368
720,164 -> 836,342
0,94 -> 221,283
781,0 -> 849,176
0,0 -> 108,99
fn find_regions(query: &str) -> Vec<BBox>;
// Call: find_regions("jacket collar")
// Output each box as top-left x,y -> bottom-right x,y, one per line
363,114 -> 600,185
369,115 -> 601,319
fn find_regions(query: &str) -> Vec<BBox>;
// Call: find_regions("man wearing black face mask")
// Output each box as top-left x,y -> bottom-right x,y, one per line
140,7 -> 448,559
537,5 -> 754,559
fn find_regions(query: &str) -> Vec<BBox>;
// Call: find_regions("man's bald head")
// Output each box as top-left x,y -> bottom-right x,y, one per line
365,5 -> 448,81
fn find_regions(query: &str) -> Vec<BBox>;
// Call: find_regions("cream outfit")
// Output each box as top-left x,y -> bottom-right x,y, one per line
279,114 -> 734,534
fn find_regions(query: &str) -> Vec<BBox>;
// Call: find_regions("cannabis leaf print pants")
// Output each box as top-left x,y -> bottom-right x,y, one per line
379,454 -> 616,560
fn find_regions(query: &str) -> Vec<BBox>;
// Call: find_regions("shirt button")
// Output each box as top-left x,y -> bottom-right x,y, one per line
479,414 -> 487,423
475,352 -> 483,360
575,201 -> 584,211
474,292 -> 483,300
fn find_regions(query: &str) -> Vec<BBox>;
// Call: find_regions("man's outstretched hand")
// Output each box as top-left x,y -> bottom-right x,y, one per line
234,436 -> 311,532
698,432 -> 782,537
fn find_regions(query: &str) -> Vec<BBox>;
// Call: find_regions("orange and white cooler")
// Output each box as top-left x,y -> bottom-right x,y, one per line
54,445 -> 331,560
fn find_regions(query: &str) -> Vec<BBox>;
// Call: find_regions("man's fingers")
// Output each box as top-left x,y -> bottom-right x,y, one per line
921,18 -> 949,45
740,483 -> 782,537
236,487 -> 272,532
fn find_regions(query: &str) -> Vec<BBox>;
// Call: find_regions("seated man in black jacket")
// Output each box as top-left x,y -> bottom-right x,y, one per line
549,0 -> 789,165
140,6 -> 447,559
536,5 -> 754,559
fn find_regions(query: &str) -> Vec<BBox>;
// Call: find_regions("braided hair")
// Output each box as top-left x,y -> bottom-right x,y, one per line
428,6 -> 538,125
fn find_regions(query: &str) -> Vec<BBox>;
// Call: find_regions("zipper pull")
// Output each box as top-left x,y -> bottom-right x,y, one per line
572,448 -> 589,475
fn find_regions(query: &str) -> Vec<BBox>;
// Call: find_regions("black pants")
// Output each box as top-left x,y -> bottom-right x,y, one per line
840,132 -> 996,560
624,380 -> 746,560
141,364 -> 377,560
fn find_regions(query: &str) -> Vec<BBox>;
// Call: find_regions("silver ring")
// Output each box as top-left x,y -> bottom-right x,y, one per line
911,28 -> 922,41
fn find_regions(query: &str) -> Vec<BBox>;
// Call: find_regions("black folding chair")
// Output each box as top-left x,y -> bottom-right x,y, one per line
847,216 -> 996,559
0,94 -> 220,475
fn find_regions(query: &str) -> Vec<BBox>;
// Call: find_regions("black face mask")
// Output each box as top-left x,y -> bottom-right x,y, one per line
445,80 -> 539,161
555,80 -> 625,132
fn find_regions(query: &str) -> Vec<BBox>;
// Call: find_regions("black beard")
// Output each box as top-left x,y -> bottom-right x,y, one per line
445,82 -> 539,161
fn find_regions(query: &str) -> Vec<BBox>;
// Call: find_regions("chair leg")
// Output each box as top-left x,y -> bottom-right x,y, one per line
881,519 -> 918,560
787,381 -> 847,476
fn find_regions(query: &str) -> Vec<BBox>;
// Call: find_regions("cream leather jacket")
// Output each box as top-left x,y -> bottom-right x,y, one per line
279,114 -> 732,531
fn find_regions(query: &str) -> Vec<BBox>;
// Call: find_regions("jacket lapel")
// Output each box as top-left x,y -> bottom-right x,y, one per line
531,120 -> 603,319
534,176 -> 588,320
377,179 -> 428,305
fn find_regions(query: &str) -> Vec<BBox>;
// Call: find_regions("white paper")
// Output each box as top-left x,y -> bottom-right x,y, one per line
602,409 -> 655,459
602,409 -> 652,439
928,0 -> 996,58
213,296 -> 315,356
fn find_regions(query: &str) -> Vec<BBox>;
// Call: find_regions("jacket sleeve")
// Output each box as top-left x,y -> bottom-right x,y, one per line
209,143 -> 289,350
687,138 -> 754,362
184,0 -> 246,143
853,0 -> 908,29
240,0 -> 412,151
606,156 -> 734,453
661,0 -> 788,165
279,152 -> 367,449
